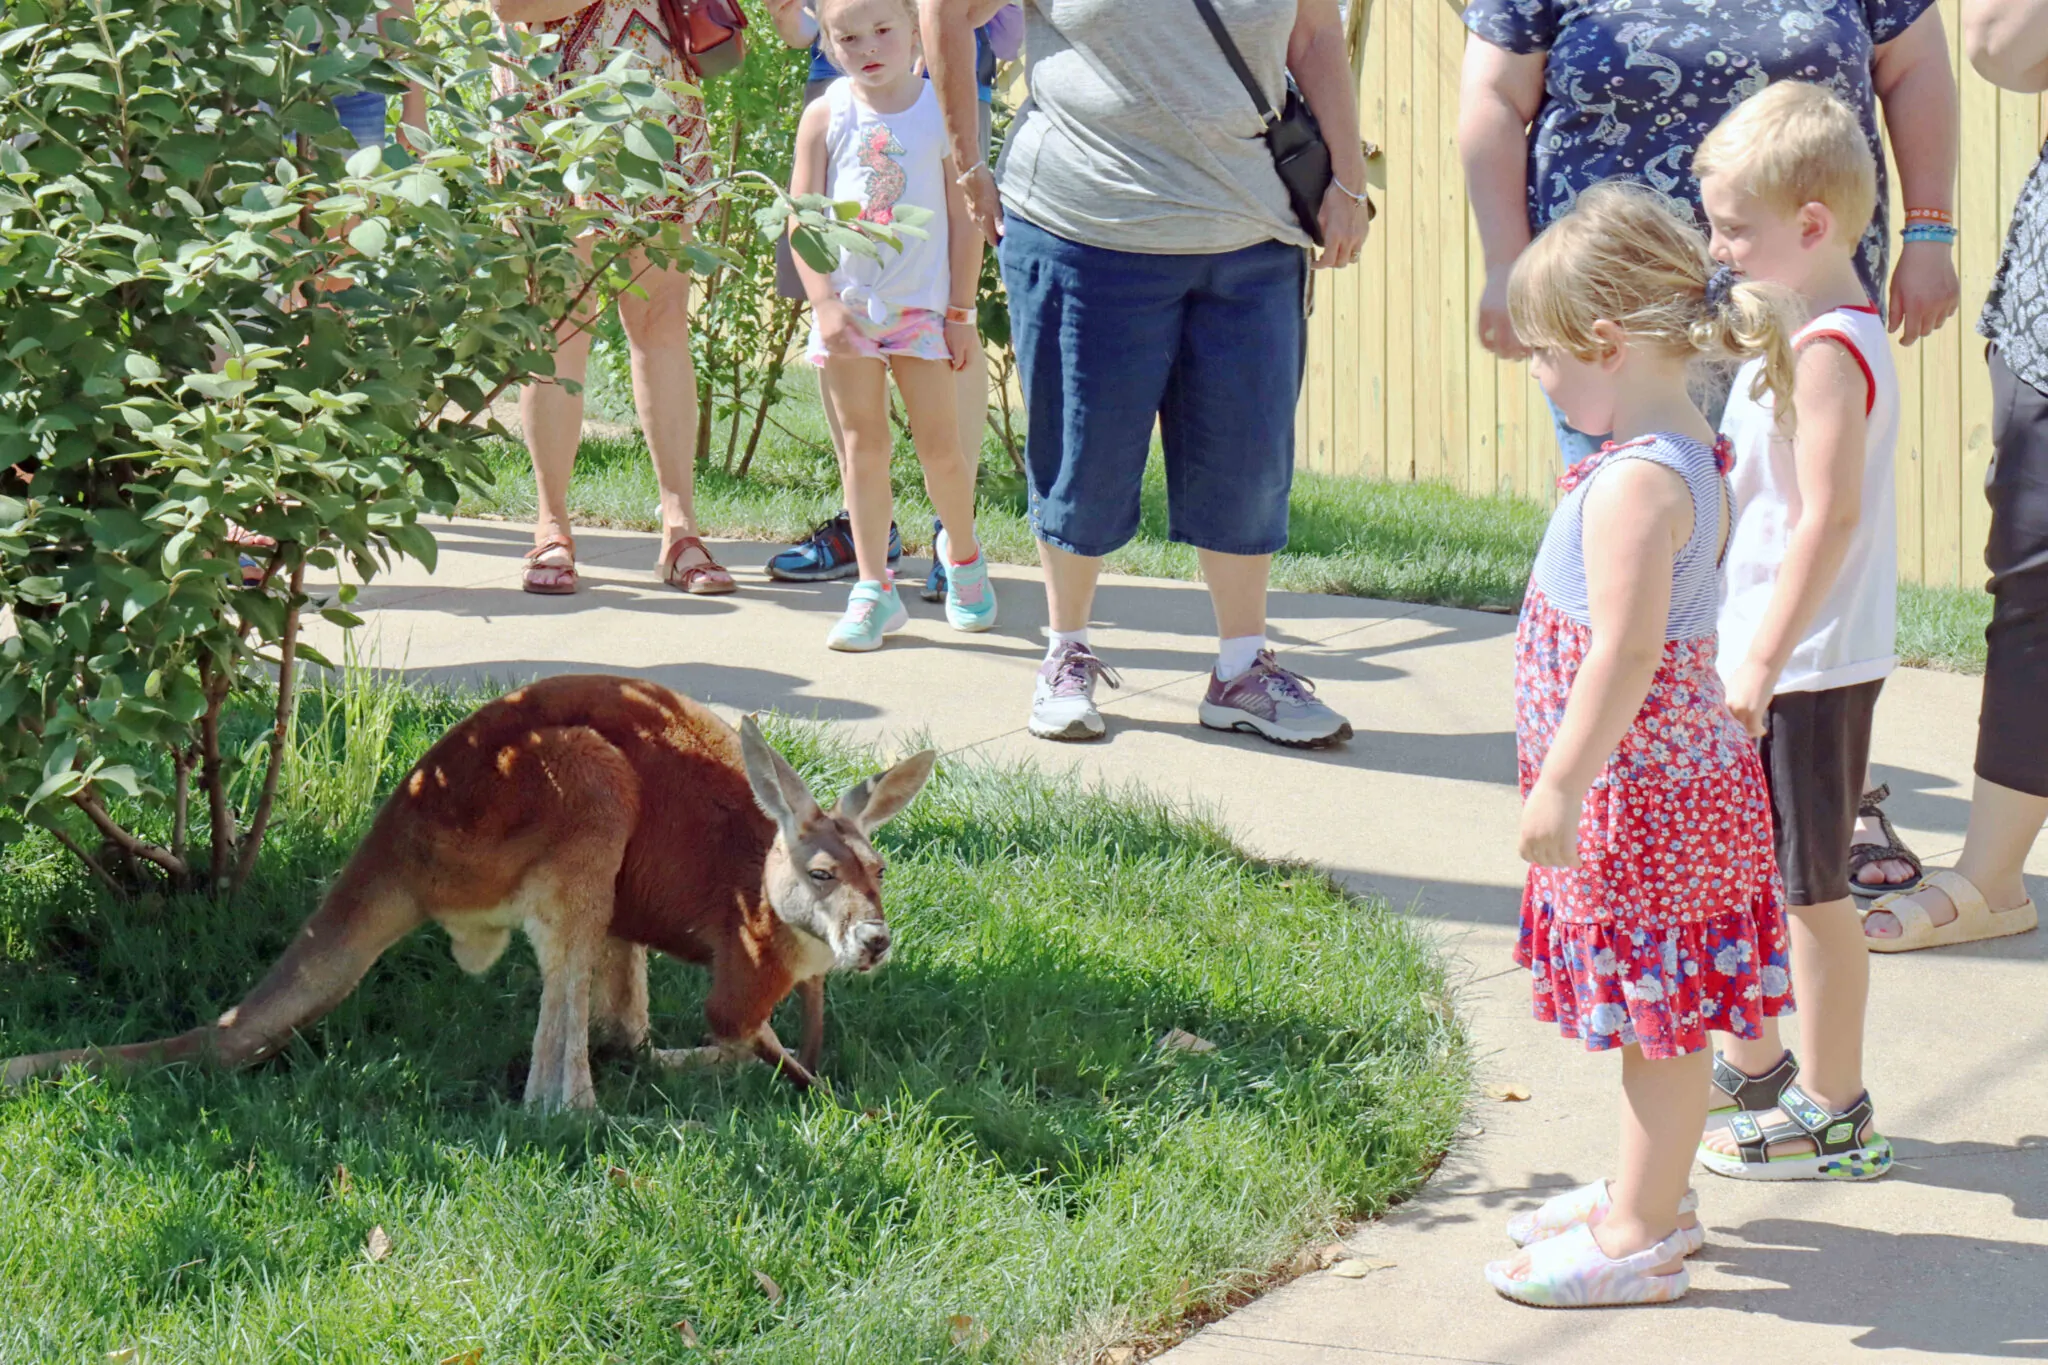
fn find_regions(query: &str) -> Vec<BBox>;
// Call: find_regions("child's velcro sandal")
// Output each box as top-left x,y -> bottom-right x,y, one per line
1506,1179 -> 1704,1255
1484,1223 -> 1692,1308
1698,1082 -> 1893,1182
1706,1049 -> 1798,1119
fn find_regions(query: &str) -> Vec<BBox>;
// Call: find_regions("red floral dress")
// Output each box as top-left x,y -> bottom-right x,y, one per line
494,0 -> 717,228
1515,435 -> 1793,1060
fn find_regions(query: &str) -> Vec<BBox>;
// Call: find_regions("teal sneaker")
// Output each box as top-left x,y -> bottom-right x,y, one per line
936,528 -> 998,632
826,580 -> 908,652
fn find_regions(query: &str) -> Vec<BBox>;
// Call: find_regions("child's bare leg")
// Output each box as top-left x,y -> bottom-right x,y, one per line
817,356 -> 896,584
954,339 -> 989,478
1702,896 -> 1871,1158
1497,1044 -> 1703,1281
890,355 -> 980,562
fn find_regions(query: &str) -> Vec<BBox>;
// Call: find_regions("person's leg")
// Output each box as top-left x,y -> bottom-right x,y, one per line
522,236 -> 599,588
891,355 -> 979,561
816,355 -> 896,585
1867,350 -> 2048,935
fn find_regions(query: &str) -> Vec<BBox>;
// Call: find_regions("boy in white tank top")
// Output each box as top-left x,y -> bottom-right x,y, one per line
1689,82 -> 1903,1183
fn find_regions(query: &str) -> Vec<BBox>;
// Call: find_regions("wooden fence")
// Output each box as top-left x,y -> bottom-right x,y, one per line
1300,0 -> 2048,587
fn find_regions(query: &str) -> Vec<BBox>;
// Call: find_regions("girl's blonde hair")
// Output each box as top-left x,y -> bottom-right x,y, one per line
816,0 -> 919,34
1509,181 -> 1805,429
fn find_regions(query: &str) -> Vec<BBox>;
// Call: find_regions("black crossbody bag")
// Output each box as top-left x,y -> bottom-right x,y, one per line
1189,0 -> 1333,245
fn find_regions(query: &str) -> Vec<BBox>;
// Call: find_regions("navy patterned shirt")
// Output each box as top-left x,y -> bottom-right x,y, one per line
1462,0 -> 1938,308
1981,138 -> 2048,392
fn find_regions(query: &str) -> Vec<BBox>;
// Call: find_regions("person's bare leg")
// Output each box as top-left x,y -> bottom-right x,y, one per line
891,355 -> 979,561
817,356 -> 895,584
615,244 -> 715,579
521,236 -> 598,587
1196,548 -> 1271,642
1500,1045 -> 1702,1280
1851,767 -> 1918,887
1041,542 -> 1103,633
1702,897 -> 1872,1159
954,338 -> 989,483
1864,776 -> 2048,938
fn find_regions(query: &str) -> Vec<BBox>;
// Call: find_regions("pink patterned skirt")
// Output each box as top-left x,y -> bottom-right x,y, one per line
493,0 -> 716,228
1515,587 -> 1794,1060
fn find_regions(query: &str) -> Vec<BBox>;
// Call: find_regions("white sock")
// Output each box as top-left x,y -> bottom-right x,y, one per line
1045,626 -> 1089,660
1215,634 -> 1267,682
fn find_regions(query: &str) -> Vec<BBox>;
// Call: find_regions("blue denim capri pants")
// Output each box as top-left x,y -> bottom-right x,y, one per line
997,214 -> 1307,558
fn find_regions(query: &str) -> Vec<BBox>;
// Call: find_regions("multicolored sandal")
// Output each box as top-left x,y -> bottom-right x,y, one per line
1484,1223 -> 1692,1308
1706,1049 -> 1798,1121
1698,1082 -> 1893,1182
1506,1179 -> 1704,1255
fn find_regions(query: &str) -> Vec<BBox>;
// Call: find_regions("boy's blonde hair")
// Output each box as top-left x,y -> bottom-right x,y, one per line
1692,81 -> 1877,239
1509,182 -> 1805,428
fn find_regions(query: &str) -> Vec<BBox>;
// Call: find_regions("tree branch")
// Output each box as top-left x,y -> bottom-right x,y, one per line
171,745 -> 193,868
199,656 -> 234,895
47,824 -> 129,901
232,560 -> 304,895
70,791 -> 188,879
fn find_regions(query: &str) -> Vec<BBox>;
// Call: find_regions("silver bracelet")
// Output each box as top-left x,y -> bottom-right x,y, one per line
1329,173 -> 1367,205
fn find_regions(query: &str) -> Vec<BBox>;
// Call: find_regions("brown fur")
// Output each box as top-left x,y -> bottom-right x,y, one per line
0,675 -> 936,1110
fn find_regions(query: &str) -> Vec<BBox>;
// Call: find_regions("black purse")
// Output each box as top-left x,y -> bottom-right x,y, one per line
1189,0 -> 1333,245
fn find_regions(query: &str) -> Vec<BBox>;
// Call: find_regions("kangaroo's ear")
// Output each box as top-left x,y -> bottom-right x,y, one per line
740,715 -> 824,837
836,748 -> 938,834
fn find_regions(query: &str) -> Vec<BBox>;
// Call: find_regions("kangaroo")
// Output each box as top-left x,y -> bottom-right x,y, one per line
0,674 -> 937,1111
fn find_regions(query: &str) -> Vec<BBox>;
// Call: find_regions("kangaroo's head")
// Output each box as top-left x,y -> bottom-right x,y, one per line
739,716 -> 937,975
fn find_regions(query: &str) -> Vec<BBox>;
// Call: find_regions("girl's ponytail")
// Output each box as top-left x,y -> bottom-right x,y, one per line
1689,265 -> 1804,435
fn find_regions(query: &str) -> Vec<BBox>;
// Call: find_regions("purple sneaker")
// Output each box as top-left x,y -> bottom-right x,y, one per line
1199,650 -> 1352,748
1029,641 -> 1122,741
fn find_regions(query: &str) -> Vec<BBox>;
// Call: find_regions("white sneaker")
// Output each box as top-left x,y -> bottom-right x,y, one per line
1029,641 -> 1121,741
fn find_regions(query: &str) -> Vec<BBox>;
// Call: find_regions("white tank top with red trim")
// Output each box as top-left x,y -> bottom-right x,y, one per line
1715,304 -> 1899,695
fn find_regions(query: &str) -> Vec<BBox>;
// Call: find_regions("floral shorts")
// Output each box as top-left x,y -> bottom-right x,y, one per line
806,307 -> 951,366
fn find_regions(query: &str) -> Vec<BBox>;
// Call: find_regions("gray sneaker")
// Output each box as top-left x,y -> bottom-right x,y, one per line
1030,641 -> 1121,741
1199,650 -> 1352,748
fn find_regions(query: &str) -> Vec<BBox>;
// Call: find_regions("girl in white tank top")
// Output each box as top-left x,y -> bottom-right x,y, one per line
788,0 -> 993,652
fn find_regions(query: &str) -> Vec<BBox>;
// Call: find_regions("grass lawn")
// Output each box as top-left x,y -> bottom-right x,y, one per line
0,679 -> 1465,1363
457,387 -> 1991,672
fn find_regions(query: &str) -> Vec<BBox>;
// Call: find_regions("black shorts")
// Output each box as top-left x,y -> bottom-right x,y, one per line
1759,679 -> 1885,906
1977,349 -> 2048,798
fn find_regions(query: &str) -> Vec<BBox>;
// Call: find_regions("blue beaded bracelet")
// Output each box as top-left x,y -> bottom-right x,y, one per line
1902,223 -> 1958,245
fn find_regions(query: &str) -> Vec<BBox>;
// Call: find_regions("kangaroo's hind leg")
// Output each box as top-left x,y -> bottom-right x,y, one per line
591,938 -> 650,1057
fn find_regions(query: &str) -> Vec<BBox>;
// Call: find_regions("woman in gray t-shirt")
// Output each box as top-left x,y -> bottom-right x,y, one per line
923,0 -> 1369,750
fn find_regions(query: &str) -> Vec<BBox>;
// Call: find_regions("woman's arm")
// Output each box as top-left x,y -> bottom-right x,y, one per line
1965,0 -> 2048,89
764,0 -> 819,50
492,0 -> 592,27
1518,460 -> 1689,869
1873,7 -> 1961,344
1289,0 -> 1369,270
919,0 -> 1010,243
1457,36 -> 1546,359
1720,343 -> 1872,736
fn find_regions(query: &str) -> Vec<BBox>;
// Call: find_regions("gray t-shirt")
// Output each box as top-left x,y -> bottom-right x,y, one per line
996,0 -> 1309,255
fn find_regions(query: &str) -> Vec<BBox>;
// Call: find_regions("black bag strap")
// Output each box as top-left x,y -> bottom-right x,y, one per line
1188,0 -> 1279,129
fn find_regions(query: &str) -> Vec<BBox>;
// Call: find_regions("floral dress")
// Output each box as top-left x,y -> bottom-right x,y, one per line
1462,0 -> 1938,310
1515,434 -> 1792,1059
494,0 -> 717,228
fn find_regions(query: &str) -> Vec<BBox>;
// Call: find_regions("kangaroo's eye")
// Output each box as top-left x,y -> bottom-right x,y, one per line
809,868 -> 836,883
875,865 -> 886,880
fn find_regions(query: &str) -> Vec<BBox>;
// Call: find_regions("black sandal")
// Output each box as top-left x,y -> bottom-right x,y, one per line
1849,783 -> 1924,896
1699,1082 -> 1893,1182
1706,1049 -> 1797,1119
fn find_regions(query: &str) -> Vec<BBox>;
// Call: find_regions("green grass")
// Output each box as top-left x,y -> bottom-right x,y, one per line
0,676 -> 1466,1363
457,387 -> 1992,668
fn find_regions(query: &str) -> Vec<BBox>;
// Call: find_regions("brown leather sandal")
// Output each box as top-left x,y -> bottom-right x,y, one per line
659,536 -> 736,596
522,537 -> 578,595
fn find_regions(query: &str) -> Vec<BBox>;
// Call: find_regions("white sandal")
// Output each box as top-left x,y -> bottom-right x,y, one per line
1865,868 -> 2037,954
1484,1222 -> 1691,1308
1506,1179 -> 1704,1255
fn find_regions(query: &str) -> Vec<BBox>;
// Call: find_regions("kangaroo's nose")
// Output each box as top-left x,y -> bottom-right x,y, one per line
853,922 -> 891,964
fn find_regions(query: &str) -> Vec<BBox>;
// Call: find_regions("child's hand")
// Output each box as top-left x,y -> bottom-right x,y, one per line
1517,780 -> 1583,870
813,299 -> 865,359
943,318 -> 977,372
1723,658 -> 1775,739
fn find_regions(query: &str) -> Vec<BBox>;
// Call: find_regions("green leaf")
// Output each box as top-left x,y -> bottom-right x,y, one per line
345,143 -> 385,178
92,764 -> 142,798
319,607 -> 364,629
347,219 -> 388,257
123,353 -> 163,383
27,769 -> 84,808
791,225 -> 836,275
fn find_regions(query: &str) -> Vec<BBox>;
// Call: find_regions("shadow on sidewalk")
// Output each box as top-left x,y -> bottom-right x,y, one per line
392,660 -> 887,723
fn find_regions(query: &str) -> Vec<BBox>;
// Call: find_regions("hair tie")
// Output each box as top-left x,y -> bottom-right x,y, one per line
1704,265 -> 1738,313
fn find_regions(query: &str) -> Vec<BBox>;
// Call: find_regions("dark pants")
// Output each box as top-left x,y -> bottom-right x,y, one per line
1977,350 -> 2048,799
1762,680 -> 1885,906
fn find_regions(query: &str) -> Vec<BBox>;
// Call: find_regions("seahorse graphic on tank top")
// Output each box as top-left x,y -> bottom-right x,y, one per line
857,123 -> 908,225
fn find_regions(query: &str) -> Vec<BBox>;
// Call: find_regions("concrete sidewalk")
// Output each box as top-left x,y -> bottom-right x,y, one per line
308,519 -> 2048,1365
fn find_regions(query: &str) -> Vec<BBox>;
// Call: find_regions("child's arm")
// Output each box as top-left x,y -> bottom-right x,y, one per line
940,150 -> 981,373
1519,461 -> 1691,869
1722,342 -> 1872,736
765,0 -> 819,49
789,98 -> 860,358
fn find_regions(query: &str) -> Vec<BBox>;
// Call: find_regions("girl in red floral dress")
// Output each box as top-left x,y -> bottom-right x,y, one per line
1482,184 -> 1800,1309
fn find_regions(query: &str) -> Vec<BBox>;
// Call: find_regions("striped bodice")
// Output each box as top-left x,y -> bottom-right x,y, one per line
1528,434 -> 1731,640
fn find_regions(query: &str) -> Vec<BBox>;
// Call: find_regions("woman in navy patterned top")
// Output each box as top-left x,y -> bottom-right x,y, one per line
1456,0 -> 1960,456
